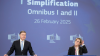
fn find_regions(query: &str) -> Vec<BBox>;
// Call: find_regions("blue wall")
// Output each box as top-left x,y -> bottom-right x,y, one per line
0,0 -> 100,56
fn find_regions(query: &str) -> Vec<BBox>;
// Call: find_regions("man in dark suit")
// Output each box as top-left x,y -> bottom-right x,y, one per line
68,38 -> 88,55
4,31 -> 37,56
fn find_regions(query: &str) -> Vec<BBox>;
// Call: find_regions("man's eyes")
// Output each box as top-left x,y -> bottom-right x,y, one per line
22,35 -> 26,36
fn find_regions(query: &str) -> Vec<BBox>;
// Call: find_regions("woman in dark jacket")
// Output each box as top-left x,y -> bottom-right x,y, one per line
68,38 -> 88,55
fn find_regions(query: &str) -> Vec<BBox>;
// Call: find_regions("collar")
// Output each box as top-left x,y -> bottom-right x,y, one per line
20,39 -> 25,42
73,45 -> 80,49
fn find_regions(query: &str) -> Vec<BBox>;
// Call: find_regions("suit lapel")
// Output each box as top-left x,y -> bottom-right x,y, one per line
18,39 -> 22,52
72,46 -> 75,55
79,46 -> 81,55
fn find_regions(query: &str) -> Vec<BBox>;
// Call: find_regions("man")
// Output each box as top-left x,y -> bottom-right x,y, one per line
68,38 -> 88,55
4,31 -> 37,56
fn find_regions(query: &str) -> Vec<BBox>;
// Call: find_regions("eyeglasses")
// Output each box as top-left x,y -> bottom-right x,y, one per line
75,40 -> 80,43
21,34 -> 26,36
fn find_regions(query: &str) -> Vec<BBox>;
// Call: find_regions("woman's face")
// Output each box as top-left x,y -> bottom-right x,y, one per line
75,39 -> 81,46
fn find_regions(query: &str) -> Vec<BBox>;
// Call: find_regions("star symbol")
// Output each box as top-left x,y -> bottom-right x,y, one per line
92,0 -> 100,6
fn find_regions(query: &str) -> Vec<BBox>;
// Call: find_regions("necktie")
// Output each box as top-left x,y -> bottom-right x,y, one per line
21,41 -> 23,51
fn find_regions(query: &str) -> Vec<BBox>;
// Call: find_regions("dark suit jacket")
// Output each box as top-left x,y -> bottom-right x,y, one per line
7,39 -> 35,56
68,45 -> 88,55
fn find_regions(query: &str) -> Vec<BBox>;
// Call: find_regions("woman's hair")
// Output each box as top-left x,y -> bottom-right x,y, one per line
75,38 -> 82,46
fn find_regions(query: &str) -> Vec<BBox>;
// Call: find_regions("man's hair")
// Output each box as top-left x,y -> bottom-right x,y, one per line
19,31 -> 26,34
75,38 -> 82,45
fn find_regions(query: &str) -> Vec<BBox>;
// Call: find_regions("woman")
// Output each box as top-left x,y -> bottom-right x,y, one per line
68,38 -> 88,55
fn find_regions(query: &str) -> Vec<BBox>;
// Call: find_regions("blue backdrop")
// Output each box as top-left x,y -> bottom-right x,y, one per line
0,0 -> 100,56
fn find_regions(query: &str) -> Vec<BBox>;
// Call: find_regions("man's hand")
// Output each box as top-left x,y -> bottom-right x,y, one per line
4,54 -> 8,56
34,54 -> 37,56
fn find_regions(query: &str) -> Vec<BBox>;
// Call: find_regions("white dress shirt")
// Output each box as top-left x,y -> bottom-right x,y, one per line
75,44 -> 85,55
20,39 -> 25,49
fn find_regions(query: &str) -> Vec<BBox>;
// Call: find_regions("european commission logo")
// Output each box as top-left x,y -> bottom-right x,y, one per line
47,33 -> 60,43
8,33 -> 20,43
70,34 -> 83,43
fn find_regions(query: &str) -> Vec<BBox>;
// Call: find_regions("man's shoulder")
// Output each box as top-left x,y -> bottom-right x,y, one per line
14,39 -> 19,42
13,39 -> 19,43
25,40 -> 31,43
11,39 -> 20,44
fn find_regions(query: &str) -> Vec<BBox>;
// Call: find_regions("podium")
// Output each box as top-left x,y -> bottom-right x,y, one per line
64,55 -> 96,56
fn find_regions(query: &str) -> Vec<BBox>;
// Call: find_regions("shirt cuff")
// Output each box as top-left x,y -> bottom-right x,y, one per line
82,44 -> 85,46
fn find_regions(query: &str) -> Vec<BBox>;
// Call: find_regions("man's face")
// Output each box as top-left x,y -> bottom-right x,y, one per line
19,33 -> 26,40
75,39 -> 81,46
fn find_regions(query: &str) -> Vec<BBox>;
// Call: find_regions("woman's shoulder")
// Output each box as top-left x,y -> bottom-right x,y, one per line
69,45 -> 74,49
